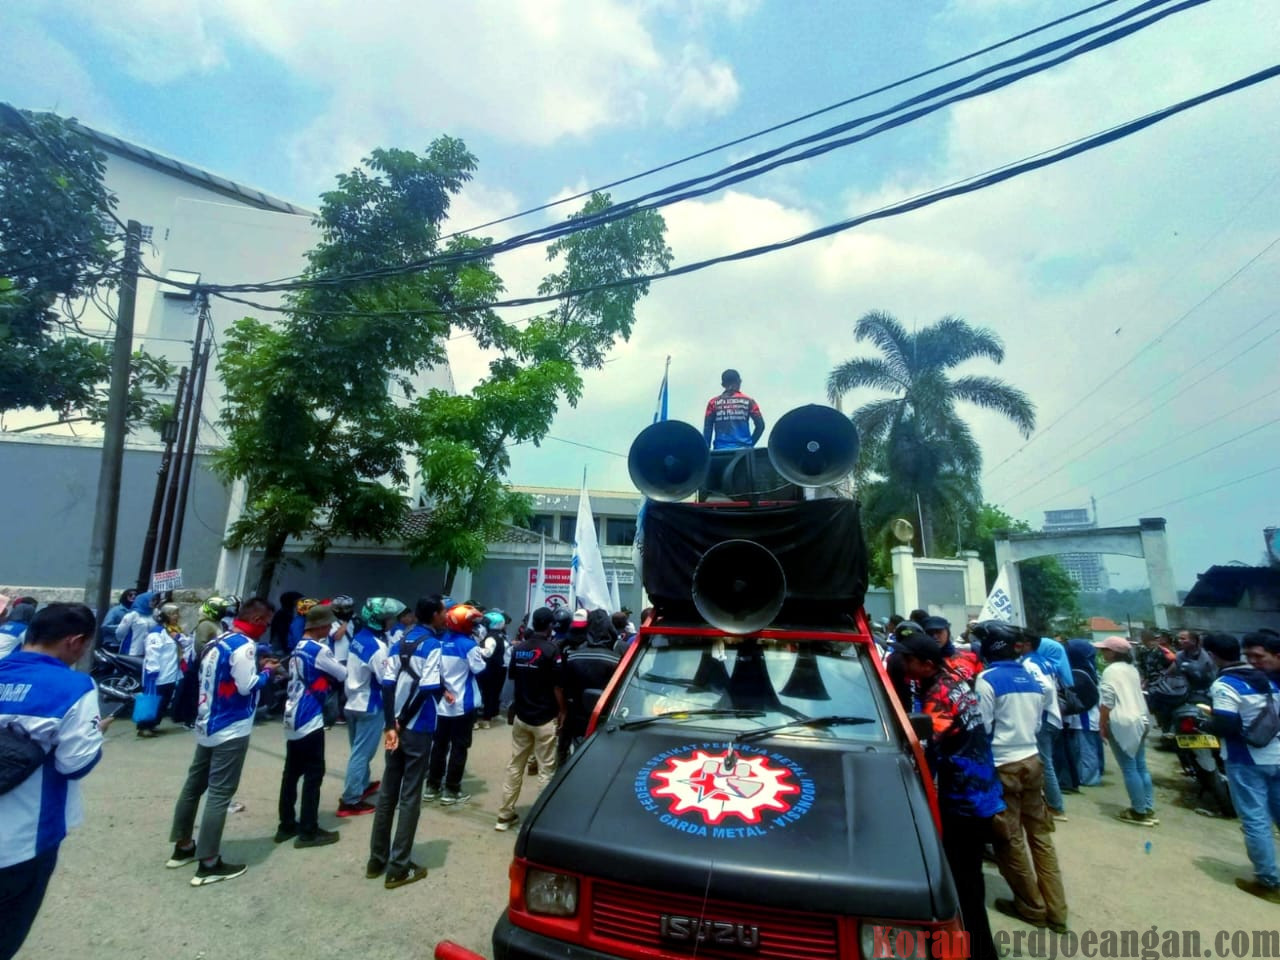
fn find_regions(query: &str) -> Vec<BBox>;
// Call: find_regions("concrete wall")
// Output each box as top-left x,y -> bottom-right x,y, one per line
469,554 -> 644,621
0,437 -> 231,593
1165,605 -> 1280,634
252,549 -> 449,607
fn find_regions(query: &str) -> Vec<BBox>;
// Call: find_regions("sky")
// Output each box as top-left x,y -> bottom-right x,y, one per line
4,0 -> 1278,591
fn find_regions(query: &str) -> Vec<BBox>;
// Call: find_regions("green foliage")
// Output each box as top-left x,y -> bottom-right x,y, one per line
0,109 -> 171,426
832,311 -> 1034,556
1077,588 -> 1154,626
216,147 -> 670,594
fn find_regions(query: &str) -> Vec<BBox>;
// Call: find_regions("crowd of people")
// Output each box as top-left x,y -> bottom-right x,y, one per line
880,611 -> 1280,960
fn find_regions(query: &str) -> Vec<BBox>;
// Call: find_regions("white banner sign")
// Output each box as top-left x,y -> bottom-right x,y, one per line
528,567 -> 572,614
151,568 -> 183,592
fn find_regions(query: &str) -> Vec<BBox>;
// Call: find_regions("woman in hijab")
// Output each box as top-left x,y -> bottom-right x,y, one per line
0,602 -> 35,659
1064,637 -> 1104,787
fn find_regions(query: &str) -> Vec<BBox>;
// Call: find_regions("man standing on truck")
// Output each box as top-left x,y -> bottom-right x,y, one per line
703,369 -> 765,450
972,620 -> 1069,934
895,629 -> 1003,960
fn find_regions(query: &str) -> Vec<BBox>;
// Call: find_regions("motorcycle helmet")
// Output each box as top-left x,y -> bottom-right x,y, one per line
484,610 -> 506,631
329,594 -> 355,620
361,597 -> 407,628
223,595 -> 241,618
551,607 -> 572,633
200,596 -> 228,622
296,597 -> 318,617
445,603 -> 484,634
156,602 -> 182,626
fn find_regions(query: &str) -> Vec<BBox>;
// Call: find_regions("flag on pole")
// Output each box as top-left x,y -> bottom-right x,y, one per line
608,567 -> 622,613
572,470 -> 612,611
537,532 -> 547,603
978,564 -> 1016,623
652,355 -> 670,423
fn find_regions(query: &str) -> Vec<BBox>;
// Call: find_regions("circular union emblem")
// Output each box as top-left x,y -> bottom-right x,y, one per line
634,745 -> 815,837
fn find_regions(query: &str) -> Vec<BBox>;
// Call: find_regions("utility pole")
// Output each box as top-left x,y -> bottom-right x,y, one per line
136,367 -> 187,590
167,336 -> 210,568
82,219 -> 142,666
155,296 -> 207,573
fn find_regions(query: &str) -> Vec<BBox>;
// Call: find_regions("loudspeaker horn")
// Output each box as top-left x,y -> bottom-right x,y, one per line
692,539 -> 786,635
767,404 -> 860,487
627,420 -> 710,502
779,646 -> 832,701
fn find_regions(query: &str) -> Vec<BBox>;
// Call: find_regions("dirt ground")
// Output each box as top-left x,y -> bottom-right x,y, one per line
19,719 -> 1279,960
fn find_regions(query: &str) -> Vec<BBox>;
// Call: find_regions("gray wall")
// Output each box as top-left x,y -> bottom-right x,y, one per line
0,440 -> 230,591
251,551 -> 448,607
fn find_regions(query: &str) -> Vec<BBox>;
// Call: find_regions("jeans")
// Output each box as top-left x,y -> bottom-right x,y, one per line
498,717 -> 559,818
170,736 -> 251,861
278,729 -> 326,835
342,709 -> 383,804
1065,728 -> 1103,786
991,755 -> 1068,927
1224,763 -> 1280,888
940,814 -> 998,960
1107,733 -> 1154,815
0,847 -> 58,960
428,712 -> 476,793
1037,725 -> 1065,811
369,729 -> 431,875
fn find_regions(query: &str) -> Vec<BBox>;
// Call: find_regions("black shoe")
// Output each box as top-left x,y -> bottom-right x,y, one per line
165,842 -> 197,868
385,862 -> 428,889
294,828 -> 340,849
274,824 -> 299,844
366,858 -> 386,879
190,858 -> 247,887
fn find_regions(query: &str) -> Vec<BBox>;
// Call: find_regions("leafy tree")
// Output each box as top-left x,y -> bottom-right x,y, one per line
407,193 -> 672,591
829,311 -> 1034,555
0,108 -> 171,429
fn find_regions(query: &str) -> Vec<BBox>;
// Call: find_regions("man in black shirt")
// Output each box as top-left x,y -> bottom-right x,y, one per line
559,615 -> 622,760
494,608 -> 565,832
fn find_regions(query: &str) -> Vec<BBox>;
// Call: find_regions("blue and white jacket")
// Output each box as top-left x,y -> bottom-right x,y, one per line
143,624 -> 182,688
116,591 -> 155,658
1211,666 -> 1280,767
382,625 -> 443,734
0,651 -> 103,868
345,626 -> 388,714
284,638 -> 347,740
975,660 -> 1049,767
195,630 -> 272,747
434,630 -> 486,718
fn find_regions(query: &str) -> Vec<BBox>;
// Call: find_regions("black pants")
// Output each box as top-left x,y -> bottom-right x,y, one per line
0,846 -> 58,960
427,712 -> 475,792
940,813 -> 998,960
370,729 -> 431,874
278,729 -> 326,835
172,668 -> 200,725
479,666 -> 505,721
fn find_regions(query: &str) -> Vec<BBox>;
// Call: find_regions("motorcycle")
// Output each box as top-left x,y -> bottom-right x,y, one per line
1171,698 -> 1234,818
92,647 -> 143,704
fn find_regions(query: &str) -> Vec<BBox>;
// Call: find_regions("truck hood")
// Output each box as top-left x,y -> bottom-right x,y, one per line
517,727 -> 952,921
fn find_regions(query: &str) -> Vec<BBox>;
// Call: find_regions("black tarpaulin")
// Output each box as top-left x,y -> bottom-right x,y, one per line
643,499 -> 869,623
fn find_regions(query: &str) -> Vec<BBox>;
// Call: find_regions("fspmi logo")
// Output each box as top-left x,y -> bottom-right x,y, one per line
0,683 -> 33,702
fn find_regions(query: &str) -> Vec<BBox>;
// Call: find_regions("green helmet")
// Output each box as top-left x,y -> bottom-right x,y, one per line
361,597 -> 406,626
200,596 -> 228,621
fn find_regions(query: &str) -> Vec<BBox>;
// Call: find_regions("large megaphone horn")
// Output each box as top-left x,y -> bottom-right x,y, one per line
692,539 -> 786,635
628,420 -> 710,502
767,404 -> 860,487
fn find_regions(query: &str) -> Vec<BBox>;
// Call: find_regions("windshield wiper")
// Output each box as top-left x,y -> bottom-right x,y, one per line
616,708 -> 766,730
733,714 -> 876,744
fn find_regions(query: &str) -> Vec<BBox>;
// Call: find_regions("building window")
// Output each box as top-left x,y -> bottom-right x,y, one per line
605,518 -> 637,546
560,515 -> 600,543
520,514 -> 554,538
139,224 -> 154,242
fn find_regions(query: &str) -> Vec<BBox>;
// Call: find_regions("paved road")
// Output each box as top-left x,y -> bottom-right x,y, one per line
20,719 -> 1278,960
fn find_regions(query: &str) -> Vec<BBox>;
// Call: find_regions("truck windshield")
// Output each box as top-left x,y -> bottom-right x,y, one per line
607,634 -> 889,742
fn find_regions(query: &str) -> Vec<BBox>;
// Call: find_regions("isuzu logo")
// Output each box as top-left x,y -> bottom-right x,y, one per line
659,913 -> 760,951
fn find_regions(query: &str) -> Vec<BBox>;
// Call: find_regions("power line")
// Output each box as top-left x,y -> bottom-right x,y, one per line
1000,314 -> 1280,506
1121,463 -> 1280,518
148,0 -> 1210,298
983,230 -> 1280,480
201,65 -> 1280,337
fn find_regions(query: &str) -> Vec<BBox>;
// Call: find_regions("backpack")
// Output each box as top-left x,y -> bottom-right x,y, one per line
0,724 -> 48,795
1061,668 -> 1099,716
1223,667 -> 1280,748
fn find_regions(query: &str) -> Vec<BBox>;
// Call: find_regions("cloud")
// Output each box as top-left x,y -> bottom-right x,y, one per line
0,11 -> 125,129
664,45 -> 741,126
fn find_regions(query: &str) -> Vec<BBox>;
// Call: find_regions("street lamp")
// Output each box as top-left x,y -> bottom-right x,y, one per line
160,417 -> 179,445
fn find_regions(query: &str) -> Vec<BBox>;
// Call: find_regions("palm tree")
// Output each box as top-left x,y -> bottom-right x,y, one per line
827,310 -> 1035,555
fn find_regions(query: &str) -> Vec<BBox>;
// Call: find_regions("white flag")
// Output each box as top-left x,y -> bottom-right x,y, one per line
979,564 -> 1016,623
571,476 -> 612,612
609,567 -> 622,613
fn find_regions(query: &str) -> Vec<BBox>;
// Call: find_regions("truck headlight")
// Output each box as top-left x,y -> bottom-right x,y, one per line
525,868 -> 580,916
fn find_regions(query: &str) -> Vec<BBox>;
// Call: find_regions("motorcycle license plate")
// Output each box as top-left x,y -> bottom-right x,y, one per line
1176,734 -> 1219,749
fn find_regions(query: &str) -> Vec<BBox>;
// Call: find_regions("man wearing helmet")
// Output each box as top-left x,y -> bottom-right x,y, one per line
477,610 -> 509,729
423,603 -> 487,805
194,597 -> 227,657
338,597 -> 404,817
325,595 -> 357,727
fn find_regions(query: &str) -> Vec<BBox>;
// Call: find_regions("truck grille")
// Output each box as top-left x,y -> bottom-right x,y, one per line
591,880 -> 840,960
